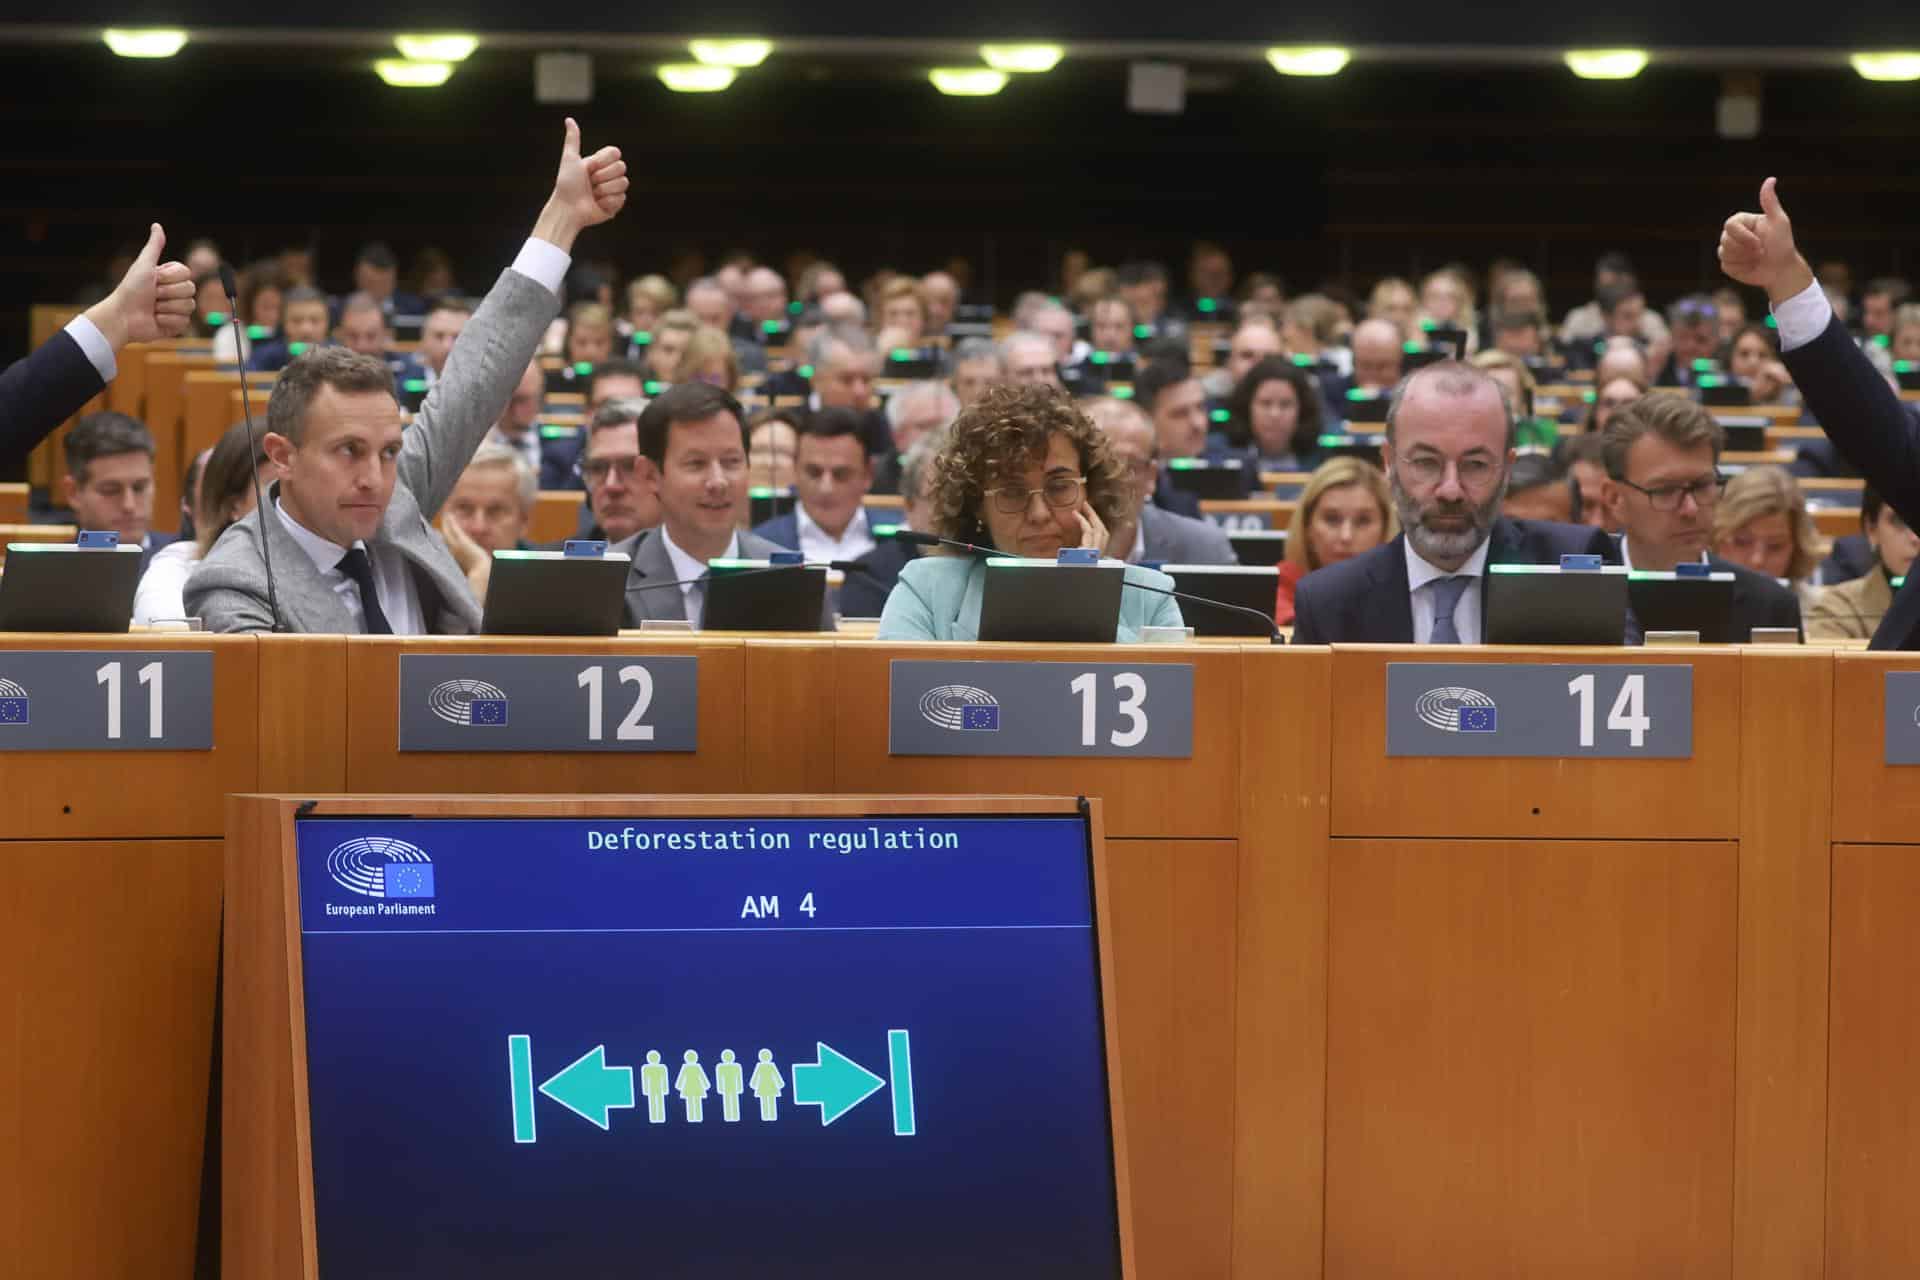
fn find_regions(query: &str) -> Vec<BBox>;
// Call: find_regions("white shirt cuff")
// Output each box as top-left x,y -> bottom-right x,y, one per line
511,237 -> 572,298
62,314 -> 117,383
1769,280 -> 1833,353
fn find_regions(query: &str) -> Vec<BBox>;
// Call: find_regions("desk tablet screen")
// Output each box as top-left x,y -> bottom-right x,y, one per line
294,813 -> 1124,1277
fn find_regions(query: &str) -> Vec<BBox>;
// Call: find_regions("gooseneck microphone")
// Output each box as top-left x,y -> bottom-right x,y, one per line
881,528 -> 1286,644
218,265 -> 283,633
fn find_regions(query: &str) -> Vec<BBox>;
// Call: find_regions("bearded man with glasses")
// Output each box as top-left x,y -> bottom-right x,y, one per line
1599,395 -> 1801,640
1293,361 -> 1615,645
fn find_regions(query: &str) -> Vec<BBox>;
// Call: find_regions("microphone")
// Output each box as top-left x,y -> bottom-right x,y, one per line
219,265 -> 283,633
881,528 -> 1285,643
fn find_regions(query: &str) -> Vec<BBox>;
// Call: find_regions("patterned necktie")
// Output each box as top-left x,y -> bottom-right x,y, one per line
1428,574 -> 1471,645
336,547 -> 393,635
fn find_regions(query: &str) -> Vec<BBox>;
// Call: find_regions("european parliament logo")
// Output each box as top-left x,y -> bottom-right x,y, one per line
1415,685 -> 1499,734
0,677 -> 27,725
918,684 -> 1000,733
327,835 -> 436,899
427,677 -> 509,727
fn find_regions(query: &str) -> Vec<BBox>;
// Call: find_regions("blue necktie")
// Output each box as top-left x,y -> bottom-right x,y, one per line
1428,575 -> 1471,645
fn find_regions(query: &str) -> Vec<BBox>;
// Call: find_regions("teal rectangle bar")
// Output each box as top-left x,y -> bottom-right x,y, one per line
509,1034 -> 537,1143
888,1028 -> 916,1137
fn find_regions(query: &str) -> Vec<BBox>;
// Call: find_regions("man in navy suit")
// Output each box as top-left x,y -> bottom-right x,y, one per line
60,412 -> 176,569
751,407 -> 877,565
1293,361 -> 1615,644
1721,177 -> 1920,648
1,223 -> 194,467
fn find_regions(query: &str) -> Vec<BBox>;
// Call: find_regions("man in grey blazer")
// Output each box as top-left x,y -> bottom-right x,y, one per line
614,382 -> 834,630
1084,396 -> 1238,565
186,119 -> 629,634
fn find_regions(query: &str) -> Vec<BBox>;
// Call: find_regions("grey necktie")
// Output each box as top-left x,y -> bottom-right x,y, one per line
1428,575 -> 1471,645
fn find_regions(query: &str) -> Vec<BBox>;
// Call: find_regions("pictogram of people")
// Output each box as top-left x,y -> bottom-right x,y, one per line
714,1049 -> 745,1122
749,1048 -> 785,1121
640,1049 -> 670,1124
676,1049 -> 712,1123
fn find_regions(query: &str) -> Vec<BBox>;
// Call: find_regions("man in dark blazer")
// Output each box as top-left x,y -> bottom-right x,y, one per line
1721,177 -> 1920,648
60,411 -> 176,570
1597,394 -> 1800,641
2,223 -> 194,467
1294,361 -> 1616,645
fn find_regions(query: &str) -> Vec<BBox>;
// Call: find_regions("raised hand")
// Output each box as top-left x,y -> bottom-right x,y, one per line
1719,177 -> 1814,302
84,223 -> 195,350
536,117 -> 628,250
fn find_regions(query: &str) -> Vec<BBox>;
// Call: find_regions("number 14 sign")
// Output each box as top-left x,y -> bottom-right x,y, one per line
1385,662 -> 1693,759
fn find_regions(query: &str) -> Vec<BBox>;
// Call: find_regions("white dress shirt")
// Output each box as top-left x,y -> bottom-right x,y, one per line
1618,535 -> 1707,573
1126,517 -> 1147,565
796,505 -> 875,564
275,498 -> 426,635
657,524 -> 740,626
62,314 -> 117,383
1404,536 -> 1491,645
132,539 -> 199,625
1770,280 -> 1833,354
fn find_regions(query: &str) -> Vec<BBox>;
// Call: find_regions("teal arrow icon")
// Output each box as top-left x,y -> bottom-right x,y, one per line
791,1041 -> 886,1127
538,1044 -> 635,1131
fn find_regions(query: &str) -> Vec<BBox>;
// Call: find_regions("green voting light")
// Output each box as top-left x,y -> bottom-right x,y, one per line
1691,358 -> 1716,371
1111,386 -> 1133,400
1583,390 -> 1597,403
204,310 -> 227,327
631,330 -> 652,346
1132,324 -> 1152,339
1210,408 -> 1231,423
1167,457 -> 1202,470
1290,354 -> 1316,367
1196,298 -> 1218,314
787,301 -> 804,315
1344,389 -> 1377,401
1895,576 -> 1908,589
1873,334 -> 1891,348
1403,342 -> 1423,354
797,364 -> 814,378
1420,319 -> 1437,332
245,324 -> 272,340
1089,352 -> 1110,366
889,348 -> 915,361
764,320 -> 786,335
538,423 -> 579,439
1896,361 -> 1917,374
644,380 -> 665,394
872,523 -> 901,537
1764,315 -> 1779,329
1697,375 -> 1726,388
402,379 -> 428,392
573,361 -> 594,375
288,342 -> 310,356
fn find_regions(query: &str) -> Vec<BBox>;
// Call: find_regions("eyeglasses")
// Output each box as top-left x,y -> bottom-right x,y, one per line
576,455 -> 640,485
1395,453 -> 1502,490
985,474 -> 1084,515
1619,473 -> 1725,512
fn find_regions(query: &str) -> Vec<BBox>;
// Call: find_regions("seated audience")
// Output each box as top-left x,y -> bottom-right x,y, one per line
1083,397 -> 1235,565
1599,396 -> 1801,639
622,273 -> 677,343
1088,296 -> 1137,357
949,338 -> 1004,406
1416,267 -> 1476,351
2,221 -> 193,465
436,442 -> 538,601
1561,251 -> 1671,350
562,301 -> 615,367
1281,295 -> 1348,378
1275,455 -> 1394,625
416,298 -> 473,389
134,421 -> 270,624
1501,451 -> 1573,523
1593,337 -> 1651,389
921,271 -> 959,335
1890,303 -> 1920,367
1712,465 -> 1823,608
1292,362 -> 1615,644
753,408 -> 878,562
1726,323 -> 1796,405
1654,294 -> 1720,387
576,398 -> 659,542
186,120 -> 626,633
747,409 -> 801,492
1860,276 -> 1909,343
1807,486 -> 1918,639
211,262 -> 287,363
335,293 -> 428,394
874,380 -> 960,493
350,241 -> 422,318
1471,350 -> 1541,435
1713,286 -> 1748,344
674,325 -> 741,392
1345,317 -> 1406,404
809,326 -> 890,454
245,286 -> 333,373
1133,356 -> 1212,461
1001,330 -> 1064,390
1201,315 -> 1284,400
1225,357 -> 1324,470
1559,433 -> 1612,530
1584,372 -> 1649,434
586,358 -> 648,412
838,428 -> 946,618
877,384 -> 1183,641
1368,277 -> 1418,338
741,266 -> 790,340
613,384 -> 828,628
1490,308 -> 1545,361
1117,261 -> 1182,341
62,412 -> 172,567
488,360 -> 578,491
643,309 -> 698,384
685,275 -> 767,373
877,278 -> 931,350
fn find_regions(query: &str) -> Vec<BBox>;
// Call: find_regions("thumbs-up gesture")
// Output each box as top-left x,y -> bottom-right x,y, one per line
1719,177 -> 1815,303
84,223 -> 195,350
550,117 -> 627,230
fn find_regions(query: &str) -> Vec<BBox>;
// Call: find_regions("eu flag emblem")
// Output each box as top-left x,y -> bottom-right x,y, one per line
0,697 -> 26,725
469,698 -> 509,726
385,864 -> 436,898
961,705 -> 1001,731
1457,706 -> 1498,733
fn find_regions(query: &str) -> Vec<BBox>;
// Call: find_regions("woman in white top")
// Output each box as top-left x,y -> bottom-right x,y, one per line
133,422 -> 271,624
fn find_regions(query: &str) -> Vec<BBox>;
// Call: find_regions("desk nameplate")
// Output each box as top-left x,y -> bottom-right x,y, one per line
397,653 -> 698,752
888,658 -> 1194,758
1385,661 -> 1693,759
0,649 -> 212,750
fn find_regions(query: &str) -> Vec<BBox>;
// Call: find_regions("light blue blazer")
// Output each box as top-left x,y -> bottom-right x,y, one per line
876,555 -> 1185,642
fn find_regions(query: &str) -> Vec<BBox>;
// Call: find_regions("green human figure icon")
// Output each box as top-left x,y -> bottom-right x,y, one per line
749,1048 -> 785,1121
639,1050 -> 670,1124
714,1049 -> 745,1123
676,1050 -> 712,1123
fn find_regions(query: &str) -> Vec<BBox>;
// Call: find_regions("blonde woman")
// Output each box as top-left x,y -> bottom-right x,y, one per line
1276,456 -> 1396,625
673,325 -> 741,392
1711,465 -> 1823,608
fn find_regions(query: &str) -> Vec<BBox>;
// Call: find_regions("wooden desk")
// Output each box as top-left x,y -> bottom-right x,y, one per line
528,489 -> 587,545
144,352 -> 219,520
0,482 -> 27,523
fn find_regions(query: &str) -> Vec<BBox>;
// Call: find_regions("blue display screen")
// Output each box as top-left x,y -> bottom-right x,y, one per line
295,813 -> 1123,1277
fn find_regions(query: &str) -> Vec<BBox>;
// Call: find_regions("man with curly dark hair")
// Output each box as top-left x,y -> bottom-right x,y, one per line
877,383 -> 1186,641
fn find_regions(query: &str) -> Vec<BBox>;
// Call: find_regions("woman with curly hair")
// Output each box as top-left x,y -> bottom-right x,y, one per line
877,384 -> 1186,641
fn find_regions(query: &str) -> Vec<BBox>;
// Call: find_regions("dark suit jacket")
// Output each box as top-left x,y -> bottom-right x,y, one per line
1291,518 -> 1617,644
1819,533 -> 1874,586
0,329 -> 107,467
751,511 -> 801,551
1150,471 -> 1202,518
837,537 -> 918,618
1780,314 -> 1920,648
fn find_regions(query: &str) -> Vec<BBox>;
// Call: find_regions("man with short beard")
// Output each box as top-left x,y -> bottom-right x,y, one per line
1292,362 -> 1615,644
